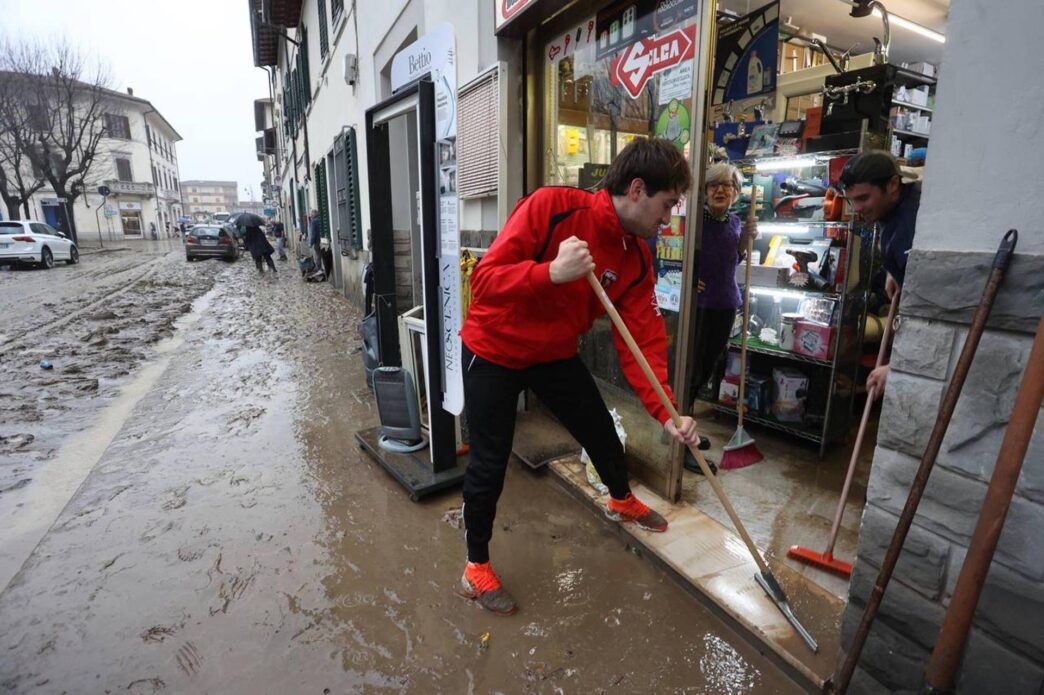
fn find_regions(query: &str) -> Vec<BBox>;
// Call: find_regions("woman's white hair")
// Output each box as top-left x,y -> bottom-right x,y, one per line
704,162 -> 743,191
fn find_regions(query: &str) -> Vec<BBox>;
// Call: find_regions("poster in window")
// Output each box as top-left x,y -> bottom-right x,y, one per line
712,0 -> 779,105
654,215 -> 685,312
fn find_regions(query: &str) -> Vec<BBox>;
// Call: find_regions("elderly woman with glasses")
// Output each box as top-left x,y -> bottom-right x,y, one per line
685,162 -> 757,471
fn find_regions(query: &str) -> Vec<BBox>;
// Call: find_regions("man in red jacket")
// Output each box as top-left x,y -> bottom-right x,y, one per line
457,138 -> 701,615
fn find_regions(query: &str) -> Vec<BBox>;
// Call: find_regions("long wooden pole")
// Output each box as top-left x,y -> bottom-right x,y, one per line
736,186 -> 758,428
922,315 -> 1044,693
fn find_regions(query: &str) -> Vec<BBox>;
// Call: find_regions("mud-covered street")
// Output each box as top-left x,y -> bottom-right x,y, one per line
0,244 -> 801,693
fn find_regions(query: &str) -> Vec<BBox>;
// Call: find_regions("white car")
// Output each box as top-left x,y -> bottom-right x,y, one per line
0,220 -> 79,269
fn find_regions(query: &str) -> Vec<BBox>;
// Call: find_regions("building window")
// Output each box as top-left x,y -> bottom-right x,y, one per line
115,158 -> 133,182
317,0 -> 329,58
457,67 -> 501,198
331,0 -> 343,22
105,114 -> 131,139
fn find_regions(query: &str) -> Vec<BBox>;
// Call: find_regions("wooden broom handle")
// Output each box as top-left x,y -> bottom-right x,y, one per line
586,272 -> 770,575
737,186 -> 758,426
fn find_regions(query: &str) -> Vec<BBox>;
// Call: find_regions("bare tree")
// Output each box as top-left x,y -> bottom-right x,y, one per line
0,38 -> 113,242
0,48 -> 47,219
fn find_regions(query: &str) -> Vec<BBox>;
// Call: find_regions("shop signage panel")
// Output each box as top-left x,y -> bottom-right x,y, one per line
118,201 -> 142,211
712,0 -> 779,105
596,0 -> 698,60
495,0 -> 538,32
610,23 -> 696,99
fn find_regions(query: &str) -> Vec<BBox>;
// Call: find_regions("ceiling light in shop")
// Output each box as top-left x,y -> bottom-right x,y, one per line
872,9 -> 946,43
759,223 -> 811,236
748,287 -> 815,301
755,156 -> 820,172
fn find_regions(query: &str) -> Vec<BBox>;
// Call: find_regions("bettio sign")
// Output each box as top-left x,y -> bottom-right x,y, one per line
611,24 -> 697,99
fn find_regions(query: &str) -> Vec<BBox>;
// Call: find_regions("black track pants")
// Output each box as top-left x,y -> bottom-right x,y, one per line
461,343 -> 631,564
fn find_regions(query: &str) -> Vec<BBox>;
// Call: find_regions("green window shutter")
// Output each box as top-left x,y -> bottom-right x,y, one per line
335,127 -> 363,251
315,159 -> 330,240
317,0 -> 329,58
299,27 -> 311,106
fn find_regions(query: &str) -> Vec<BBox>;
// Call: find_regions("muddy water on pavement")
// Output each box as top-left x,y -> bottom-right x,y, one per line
0,257 -> 800,693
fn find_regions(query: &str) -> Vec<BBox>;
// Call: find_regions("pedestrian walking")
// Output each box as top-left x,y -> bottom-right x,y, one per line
273,220 -> 287,261
244,224 -> 277,274
456,137 -> 700,615
308,210 -> 323,274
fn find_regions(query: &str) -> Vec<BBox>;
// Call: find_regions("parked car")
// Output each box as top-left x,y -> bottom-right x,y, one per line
0,220 -> 79,269
184,225 -> 238,262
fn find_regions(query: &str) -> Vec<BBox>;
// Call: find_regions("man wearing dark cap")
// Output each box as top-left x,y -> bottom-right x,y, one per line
838,150 -> 921,397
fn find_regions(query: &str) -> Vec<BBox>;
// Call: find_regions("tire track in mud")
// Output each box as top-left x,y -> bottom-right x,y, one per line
0,255 -> 166,352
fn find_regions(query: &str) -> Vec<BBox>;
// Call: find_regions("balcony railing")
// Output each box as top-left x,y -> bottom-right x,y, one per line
106,180 -> 156,195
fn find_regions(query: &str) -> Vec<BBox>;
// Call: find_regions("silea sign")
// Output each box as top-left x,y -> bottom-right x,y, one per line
611,24 -> 696,99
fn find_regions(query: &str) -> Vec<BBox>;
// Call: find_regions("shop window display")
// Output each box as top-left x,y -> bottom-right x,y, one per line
540,7 -> 700,470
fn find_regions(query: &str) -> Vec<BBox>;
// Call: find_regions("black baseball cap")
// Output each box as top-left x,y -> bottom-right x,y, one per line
838,150 -> 900,189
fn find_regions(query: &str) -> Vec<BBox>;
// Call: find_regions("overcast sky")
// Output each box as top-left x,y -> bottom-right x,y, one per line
5,0 -> 270,202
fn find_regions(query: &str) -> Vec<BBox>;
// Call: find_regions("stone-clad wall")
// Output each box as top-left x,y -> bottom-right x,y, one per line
841,250 -> 1044,694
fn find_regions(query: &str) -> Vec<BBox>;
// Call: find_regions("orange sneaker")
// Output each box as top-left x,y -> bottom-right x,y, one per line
605,493 -> 668,532
457,561 -> 519,616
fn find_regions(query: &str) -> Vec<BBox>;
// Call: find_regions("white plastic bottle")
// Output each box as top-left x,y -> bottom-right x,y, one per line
747,51 -> 764,95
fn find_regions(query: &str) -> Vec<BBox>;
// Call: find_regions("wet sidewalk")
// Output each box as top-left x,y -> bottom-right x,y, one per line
0,256 -> 804,693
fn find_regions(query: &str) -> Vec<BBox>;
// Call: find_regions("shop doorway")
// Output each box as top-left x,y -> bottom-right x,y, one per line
120,210 -> 143,237
356,78 -> 465,499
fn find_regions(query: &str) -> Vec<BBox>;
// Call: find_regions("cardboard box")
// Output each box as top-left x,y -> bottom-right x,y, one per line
745,374 -> 772,416
908,62 -> 936,77
718,378 -> 740,406
794,320 -> 834,360
736,263 -> 790,288
772,367 -> 808,422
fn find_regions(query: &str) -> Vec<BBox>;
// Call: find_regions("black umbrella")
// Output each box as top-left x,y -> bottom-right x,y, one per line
236,212 -> 265,227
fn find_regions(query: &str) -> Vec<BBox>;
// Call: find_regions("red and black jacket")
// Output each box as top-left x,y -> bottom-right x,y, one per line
460,186 -> 676,424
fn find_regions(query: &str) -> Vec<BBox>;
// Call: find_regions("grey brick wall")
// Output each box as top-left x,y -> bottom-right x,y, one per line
841,249 -> 1044,694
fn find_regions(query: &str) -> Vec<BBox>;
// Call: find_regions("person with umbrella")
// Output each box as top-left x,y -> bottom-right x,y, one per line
239,212 -> 277,274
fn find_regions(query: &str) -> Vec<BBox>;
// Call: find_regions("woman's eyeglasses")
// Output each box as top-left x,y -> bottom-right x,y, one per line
707,182 -> 735,191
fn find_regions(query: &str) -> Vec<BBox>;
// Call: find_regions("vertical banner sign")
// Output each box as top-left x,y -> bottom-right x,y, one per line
712,0 -> 779,105
391,24 -> 464,416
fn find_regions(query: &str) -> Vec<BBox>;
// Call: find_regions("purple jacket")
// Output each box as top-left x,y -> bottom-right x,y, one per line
697,208 -> 742,311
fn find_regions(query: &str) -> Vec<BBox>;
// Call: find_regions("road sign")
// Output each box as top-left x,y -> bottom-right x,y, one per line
103,205 -> 118,218
611,25 -> 696,99
263,208 -> 276,217
97,185 -> 111,197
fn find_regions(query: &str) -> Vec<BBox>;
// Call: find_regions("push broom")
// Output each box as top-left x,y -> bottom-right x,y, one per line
788,289 -> 900,577
586,272 -> 818,653
720,186 -> 764,470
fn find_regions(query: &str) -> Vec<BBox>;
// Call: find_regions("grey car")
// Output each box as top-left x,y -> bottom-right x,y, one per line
184,225 -> 238,262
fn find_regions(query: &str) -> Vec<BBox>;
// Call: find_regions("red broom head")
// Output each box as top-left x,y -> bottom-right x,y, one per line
719,442 -> 764,470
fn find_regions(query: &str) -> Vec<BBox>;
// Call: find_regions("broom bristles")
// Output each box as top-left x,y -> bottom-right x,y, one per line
720,424 -> 764,470
719,441 -> 764,469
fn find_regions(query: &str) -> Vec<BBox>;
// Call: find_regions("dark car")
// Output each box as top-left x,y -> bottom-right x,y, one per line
185,225 -> 238,262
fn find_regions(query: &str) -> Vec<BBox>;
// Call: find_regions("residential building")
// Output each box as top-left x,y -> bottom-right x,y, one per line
180,180 -> 238,222
1,83 -> 183,239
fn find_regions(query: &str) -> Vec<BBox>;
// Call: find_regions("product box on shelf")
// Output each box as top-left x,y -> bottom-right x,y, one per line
725,351 -> 743,379
719,378 -> 740,406
745,374 -> 772,416
736,262 -> 790,288
772,367 -> 808,422
794,320 -> 835,360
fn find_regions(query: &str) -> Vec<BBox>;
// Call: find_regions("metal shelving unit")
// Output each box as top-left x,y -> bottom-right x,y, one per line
729,337 -> 833,367
714,153 -> 877,457
699,399 -> 824,444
